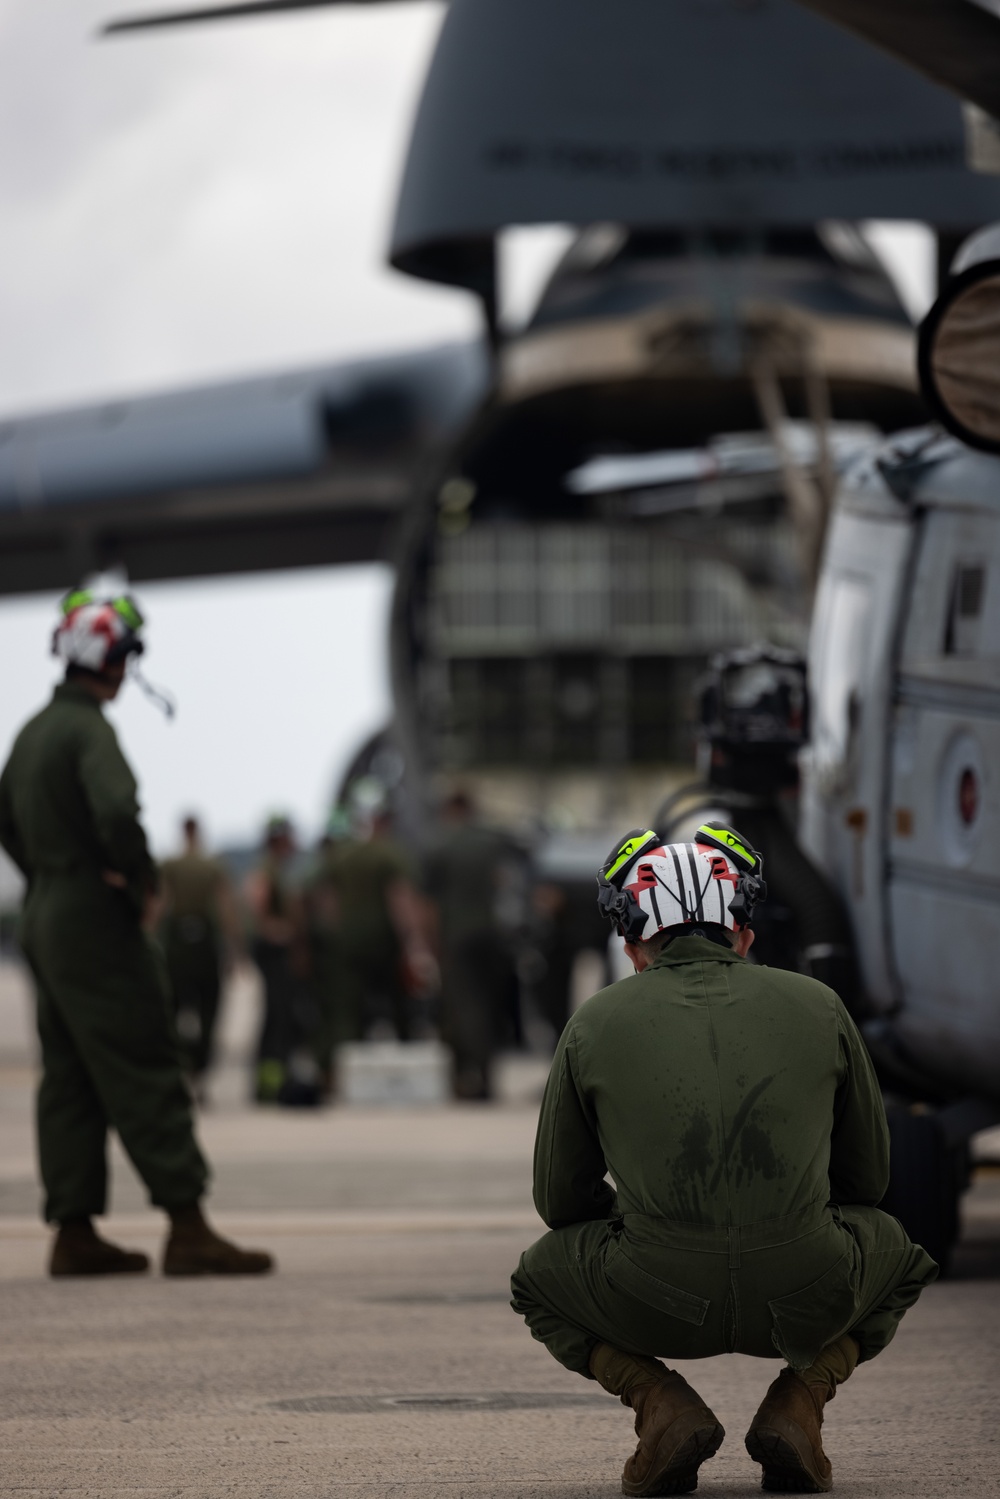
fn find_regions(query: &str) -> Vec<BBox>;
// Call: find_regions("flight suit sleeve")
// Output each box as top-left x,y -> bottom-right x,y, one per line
828,998 -> 890,1207
0,761 -> 29,876
532,1025 -> 616,1229
78,717 -> 158,903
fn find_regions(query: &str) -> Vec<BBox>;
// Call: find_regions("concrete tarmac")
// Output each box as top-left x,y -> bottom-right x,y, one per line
1,962 -> 999,1497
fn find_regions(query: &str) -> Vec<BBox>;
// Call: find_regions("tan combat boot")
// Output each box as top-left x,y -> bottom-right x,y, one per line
50,1218 -> 150,1277
162,1204 -> 274,1276
744,1334 -> 859,1493
590,1343 -> 725,1496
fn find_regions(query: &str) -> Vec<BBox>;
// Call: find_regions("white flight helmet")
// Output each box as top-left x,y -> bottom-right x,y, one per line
52,588 -> 145,673
52,585 -> 175,718
596,822 -> 766,944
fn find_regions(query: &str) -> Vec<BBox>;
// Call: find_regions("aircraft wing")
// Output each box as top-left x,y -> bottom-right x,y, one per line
790,1 -> 1000,121
0,342 -> 487,596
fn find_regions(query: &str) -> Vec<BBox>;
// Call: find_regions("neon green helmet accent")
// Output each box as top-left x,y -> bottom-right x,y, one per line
112,596 -> 144,632
61,589 -> 93,615
603,829 -> 660,883
694,822 -> 758,872
61,589 -> 143,631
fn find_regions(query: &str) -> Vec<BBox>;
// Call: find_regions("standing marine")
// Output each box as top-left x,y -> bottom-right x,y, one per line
301,811 -> 354,1092
323,805 -> 435,1046
244,815 -> 313,1102
0,587 -> 273,1277
657,646 -> 864,1013
424,790 -> 521,1100
511,822 -> 936,1494
160,814 -> 237,1091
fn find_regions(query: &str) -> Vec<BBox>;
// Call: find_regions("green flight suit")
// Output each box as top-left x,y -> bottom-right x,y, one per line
425,822 -> 518,1098
159,852 -> 227,1076
511,935 -> 936,1377
324,836 -> 415,1044
0,682 -> 208,1224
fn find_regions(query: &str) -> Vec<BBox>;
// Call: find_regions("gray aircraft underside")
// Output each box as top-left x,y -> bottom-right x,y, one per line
0,342 -> 488,595
4,0 -> 997,1252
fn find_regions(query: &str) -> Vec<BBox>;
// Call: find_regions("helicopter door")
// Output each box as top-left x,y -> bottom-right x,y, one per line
887,503 -> 1000,1094
800,504 -> 912,1011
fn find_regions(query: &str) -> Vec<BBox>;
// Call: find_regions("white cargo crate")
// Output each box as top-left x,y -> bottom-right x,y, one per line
337,1039 -> 450,1107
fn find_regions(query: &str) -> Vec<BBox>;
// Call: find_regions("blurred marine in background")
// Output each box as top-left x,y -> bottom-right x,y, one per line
0,588 -> 272,1277
321,800 -> 436,1052
657,646 -> 864,1014
159,815 -> 237,1092
302,809 -> 357,1092
244,814 -> 314,1103
425,790 -> 521,1100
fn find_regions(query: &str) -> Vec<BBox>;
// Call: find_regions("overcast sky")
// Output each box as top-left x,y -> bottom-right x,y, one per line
0,1 -> 473,414
0,1 -> 937,862
0,1 -> 466,858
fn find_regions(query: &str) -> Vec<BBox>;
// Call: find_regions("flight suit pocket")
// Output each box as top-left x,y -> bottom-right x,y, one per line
604,1242 -> 709,1325
768,1250 -> 859,1370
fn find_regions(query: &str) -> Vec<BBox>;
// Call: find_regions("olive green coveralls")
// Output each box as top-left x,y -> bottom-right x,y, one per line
425,822 -> 518,1098
321,837 -> 415,1046
0,683 -> 208,1224
511,935 -> 937,1376
159,852 -> 227,1076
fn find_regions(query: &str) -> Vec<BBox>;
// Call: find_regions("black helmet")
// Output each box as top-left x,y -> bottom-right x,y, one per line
699,645 -> 807,793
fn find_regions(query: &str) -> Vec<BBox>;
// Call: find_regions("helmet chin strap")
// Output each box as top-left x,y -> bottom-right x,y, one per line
126,656 -> 176,720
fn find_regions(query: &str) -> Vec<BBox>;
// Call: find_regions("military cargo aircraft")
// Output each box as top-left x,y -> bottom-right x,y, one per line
7,0 -> 1000,1259
8,2 -> 995,651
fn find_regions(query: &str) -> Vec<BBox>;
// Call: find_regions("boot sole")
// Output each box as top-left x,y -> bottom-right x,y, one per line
622,1415 -> 725,1497
162,1263 -> 272,1275
50,1263 -> 149,1276
745,1420 -> 832,1494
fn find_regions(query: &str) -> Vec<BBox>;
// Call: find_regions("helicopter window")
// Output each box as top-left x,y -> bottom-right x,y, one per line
943,563 -> 986,657
812,574 -> 871,782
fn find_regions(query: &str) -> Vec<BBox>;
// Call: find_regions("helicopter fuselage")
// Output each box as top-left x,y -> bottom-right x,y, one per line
802,429 -> 1000,1103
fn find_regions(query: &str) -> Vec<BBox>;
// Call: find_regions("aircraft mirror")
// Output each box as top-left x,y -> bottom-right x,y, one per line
919,225 -> 1000,454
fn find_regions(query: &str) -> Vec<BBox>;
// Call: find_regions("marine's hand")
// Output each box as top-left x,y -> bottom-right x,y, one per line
142,890 -> 164,931
403,942 -> 439,996
102,870 -> 127,889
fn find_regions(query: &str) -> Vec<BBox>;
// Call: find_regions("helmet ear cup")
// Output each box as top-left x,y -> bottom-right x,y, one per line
727,872 -> 767,928
619,889 -> 649,942
105,632 -> 144,666
596,884 -> 647,942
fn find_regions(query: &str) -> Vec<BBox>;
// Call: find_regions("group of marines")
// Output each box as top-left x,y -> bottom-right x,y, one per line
0,587 -> 935,1495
